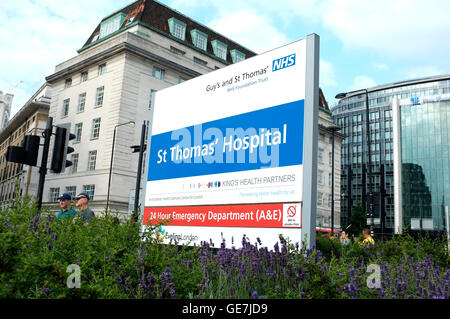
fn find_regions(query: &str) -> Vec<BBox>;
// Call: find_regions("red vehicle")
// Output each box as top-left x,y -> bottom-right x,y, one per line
316,227 -> 340,237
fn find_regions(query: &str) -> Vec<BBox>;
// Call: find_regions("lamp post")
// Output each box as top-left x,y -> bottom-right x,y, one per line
335,90 -> 374,236
326,124 -> 341,237
106,120 -> 135,215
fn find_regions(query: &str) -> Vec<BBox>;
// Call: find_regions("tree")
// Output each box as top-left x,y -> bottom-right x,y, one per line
348,203 -> 367,237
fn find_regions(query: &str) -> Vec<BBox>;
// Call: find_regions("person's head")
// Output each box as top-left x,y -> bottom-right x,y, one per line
75,192 -> 90,209
58,193 -> 72,210
341,230 -> 348,238
363,228 -> 371,238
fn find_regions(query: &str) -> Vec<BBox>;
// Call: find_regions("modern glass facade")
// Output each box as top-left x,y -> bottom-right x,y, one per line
331,75 -> 450,234
397,98 -> 450,231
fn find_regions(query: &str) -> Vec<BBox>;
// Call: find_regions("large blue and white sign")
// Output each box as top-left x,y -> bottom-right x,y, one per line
142,35 -> 319,249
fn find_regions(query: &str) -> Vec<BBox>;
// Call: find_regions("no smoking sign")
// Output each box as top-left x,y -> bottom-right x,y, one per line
283,203 -> 301,228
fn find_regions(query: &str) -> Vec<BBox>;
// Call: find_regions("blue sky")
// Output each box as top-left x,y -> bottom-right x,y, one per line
1,0 -> 450,117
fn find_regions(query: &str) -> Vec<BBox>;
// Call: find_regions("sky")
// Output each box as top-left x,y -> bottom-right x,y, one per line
1,0 -> 450,117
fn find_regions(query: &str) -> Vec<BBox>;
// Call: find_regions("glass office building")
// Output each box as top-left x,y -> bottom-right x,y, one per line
331,75 -> 450,234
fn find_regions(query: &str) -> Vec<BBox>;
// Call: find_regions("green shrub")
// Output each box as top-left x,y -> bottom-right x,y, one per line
0,198 -> 448,299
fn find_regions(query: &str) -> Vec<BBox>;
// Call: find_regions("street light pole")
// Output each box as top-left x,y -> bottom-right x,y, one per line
106,121 -> 135,215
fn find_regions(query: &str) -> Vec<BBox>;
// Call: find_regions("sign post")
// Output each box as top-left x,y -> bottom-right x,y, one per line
446,206 -> 450,254
141,35 -> 319,249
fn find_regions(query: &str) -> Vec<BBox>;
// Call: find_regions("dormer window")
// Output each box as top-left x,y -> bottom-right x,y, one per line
99,13 -> 126,39
92,33 -> 100,42
230,49 -> 246,63
191,29 -> 208,51
168,18 -> 186,41
211,40 -> 227,60
125,15 -> 136,26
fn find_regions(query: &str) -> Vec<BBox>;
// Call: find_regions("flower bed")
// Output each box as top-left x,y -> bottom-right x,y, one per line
0,197 -> 448,299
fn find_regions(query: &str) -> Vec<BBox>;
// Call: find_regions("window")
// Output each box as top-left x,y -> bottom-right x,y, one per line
99,13 -> 126,39
152,67 -> 165,80
71,153 -> 79,173
49,187 -> 60,203
384,110 -> 392,118
170,46 -> 185,55
83,185 -> 95,200
193,57 -> 207,66
65,78 -> 72,88
318,170 -> 324,185
317,192 -> 323,206
190,29 -> 208,51
62,99 -> 70,117
77,93 -> 86,113
149,90 -> 157,110
318,148 -> 324,163
125,15 -> 135,26
74,123 -> 82,142
352,114 -> 362,123
98,64 -> 107,76
95,86 -> 104,107
230,49 -> 245,63
65,186 -> 76,198
81,71 -> 88,82
92,33 -> 100,42
87,151 -> 97,171
168,18 -> 186,40
211,40 -> 227,60
91,118 -> 101,139
370,111 -> 380,122
173,23 -> 186,40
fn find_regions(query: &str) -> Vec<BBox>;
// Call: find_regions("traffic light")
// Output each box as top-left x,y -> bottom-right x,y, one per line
130,144 -> 146,153
6,135 -> 40,166
50,126 -> 76,173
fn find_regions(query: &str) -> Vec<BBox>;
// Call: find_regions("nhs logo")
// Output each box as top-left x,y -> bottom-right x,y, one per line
272,54 -> 296,72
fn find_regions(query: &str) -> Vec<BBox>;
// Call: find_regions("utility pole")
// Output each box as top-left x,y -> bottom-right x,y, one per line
133,122 -> 147,222
37,117 -> 52,211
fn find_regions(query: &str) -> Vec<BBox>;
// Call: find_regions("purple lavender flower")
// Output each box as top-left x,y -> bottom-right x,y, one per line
40,287 -> 50,295
252,290 -> 260,299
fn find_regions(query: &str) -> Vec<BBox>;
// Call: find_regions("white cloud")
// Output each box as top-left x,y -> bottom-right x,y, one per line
209,11 -> 289,53
0,0 -> 130,116
321,0 -> 450,60
372,62 -> 390,71
320,59 -> 337,87
349,75 -> 377,92
404,65 -> 443,80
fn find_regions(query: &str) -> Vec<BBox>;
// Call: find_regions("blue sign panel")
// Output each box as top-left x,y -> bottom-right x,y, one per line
148,99 -> 304,181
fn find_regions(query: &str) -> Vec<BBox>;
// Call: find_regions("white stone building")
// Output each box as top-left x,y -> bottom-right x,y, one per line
316,90 -> 344,233
0,90 -> 14,130
43,0 -> 255,217
0,84 -> 51,208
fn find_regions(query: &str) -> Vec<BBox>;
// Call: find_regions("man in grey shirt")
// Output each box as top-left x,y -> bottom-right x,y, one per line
75,192 -> 95,224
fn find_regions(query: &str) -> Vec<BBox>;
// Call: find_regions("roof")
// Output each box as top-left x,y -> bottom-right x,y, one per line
335,74 -> 450,100
81,0 -> 256,64
319,88 -> 329,110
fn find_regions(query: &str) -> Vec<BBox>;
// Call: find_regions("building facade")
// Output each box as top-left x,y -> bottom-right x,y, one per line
317,90 -> 343,232
0,84 -> 51,208
0,91 -> 14,130
331,75 -> 450,234
43,0 -> 255,216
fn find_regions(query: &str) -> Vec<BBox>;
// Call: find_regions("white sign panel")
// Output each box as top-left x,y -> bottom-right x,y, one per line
142,35 -> 319,248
